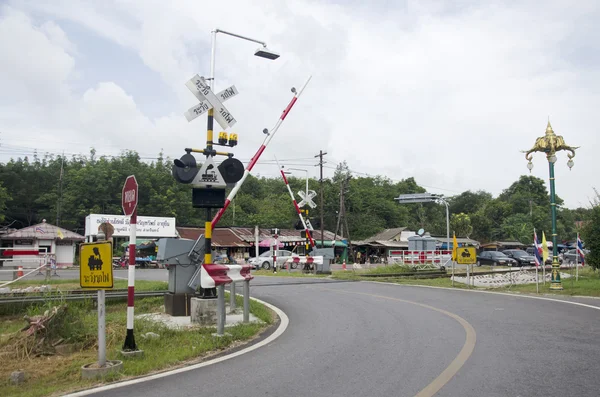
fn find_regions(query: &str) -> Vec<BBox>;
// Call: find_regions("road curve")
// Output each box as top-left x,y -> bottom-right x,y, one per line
79,275 -> 600,397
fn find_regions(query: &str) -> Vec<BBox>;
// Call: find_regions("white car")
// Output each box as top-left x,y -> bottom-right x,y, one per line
249,250 -> 299,270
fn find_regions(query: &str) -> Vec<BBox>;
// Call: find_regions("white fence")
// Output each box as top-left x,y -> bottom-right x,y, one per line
388,250 -> 453,269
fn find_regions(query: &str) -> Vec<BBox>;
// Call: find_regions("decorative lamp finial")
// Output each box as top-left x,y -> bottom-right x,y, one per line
546,120 -> 554,135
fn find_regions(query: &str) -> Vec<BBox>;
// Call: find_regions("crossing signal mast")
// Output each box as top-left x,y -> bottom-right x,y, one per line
173,75 -> 245,299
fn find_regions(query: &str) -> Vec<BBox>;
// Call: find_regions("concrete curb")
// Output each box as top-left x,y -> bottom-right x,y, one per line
62,296 -> 289,397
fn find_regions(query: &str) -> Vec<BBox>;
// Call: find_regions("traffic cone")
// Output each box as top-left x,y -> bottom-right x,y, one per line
17,265 -> 24,277
342,260 -> 347,271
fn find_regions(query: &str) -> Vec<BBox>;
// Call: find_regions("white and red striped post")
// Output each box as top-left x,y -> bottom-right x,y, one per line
211,76 -> 312,229
123,210 -> 138,351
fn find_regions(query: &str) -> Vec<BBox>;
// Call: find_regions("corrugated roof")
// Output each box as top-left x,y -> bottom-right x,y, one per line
176,227 -> 250,248
358,228 -> 406,244
431,236 -> 481,246
1,221 -> 85,241
230,227 -> 340,243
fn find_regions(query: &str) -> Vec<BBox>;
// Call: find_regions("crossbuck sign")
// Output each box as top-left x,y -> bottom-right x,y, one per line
184,74 -> 238,129
298,190 -> 317,209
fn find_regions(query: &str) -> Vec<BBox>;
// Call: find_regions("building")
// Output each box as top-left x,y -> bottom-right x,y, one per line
352,228 -> 415,263
1,220 -> 85,268
173,226 -> 345,262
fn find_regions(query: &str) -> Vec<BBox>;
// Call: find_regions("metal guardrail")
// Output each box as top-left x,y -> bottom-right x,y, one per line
0,290 -> 167,305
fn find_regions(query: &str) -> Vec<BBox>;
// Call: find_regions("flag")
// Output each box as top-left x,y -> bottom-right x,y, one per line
35,226 -> 45,234
577,233 -> 585,266
541,231 -> 549,264
56,229 -> 65,240
533,229 -> 542,267
452,232 -> 458,261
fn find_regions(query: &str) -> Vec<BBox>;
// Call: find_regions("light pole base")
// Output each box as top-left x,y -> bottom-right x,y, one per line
549,263 -> 563,290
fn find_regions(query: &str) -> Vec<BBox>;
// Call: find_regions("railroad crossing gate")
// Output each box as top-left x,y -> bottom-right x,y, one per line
456,247 -> 477,265
80,241 -> 113,289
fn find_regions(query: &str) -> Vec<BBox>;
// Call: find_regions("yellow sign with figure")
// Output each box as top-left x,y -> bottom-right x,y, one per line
79,241 -> 113,289
456,247 -> 477,264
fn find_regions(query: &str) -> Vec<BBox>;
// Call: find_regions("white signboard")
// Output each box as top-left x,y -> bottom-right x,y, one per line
298,190 -> 317,208
184,85 -> 239,122
85,214 -> 177,238
191,156 -> 226,188
185,75 -> 237,129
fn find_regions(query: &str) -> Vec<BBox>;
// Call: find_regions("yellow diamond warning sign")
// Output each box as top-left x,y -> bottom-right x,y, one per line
456,247 -> 477,264
79,241 -> 113,289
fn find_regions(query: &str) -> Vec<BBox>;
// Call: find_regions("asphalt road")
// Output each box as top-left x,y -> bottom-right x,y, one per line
43,269 -> 596,397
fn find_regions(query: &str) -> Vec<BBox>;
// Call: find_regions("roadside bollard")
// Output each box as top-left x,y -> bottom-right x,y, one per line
243,279 -> 250,323
230,281 -> 236,312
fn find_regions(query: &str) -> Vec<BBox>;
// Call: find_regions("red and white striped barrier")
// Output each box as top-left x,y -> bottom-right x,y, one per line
211,76 -> 312,229
201,264 -> 254,288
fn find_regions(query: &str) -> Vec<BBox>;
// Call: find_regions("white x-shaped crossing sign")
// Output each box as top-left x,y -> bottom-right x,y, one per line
184,74 -> 238,129
298,190 -> 317,209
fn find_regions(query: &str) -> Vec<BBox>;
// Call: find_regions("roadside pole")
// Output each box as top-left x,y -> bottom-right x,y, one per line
217,284 -> 225,335
230,281 -> 236,311
79,236 -> 115,376
536,265 -> 539,293
98,291 -> 106,367
243,280 -> 250,323
575,244 -> 579,282
121,175 -> 139,352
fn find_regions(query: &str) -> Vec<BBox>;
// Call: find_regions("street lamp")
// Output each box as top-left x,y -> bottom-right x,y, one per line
523,120 -> 578,290
209,28 -> 279,92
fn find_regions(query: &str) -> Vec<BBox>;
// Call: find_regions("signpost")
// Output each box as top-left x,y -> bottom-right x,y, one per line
122,175 -> 140,353
122,176 -> 138,217
297,190 -> 317,209
79,241 -> 113,367
456,247 -> 476,265
184,85 -> 239,122
185,75 -> 238,130
456,247 -> 476,288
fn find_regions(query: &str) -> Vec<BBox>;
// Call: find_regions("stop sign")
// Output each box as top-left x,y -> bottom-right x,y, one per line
122,175 -> 138,216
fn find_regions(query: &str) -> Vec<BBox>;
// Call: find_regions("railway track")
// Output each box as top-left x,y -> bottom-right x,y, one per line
0,290 -> 167,305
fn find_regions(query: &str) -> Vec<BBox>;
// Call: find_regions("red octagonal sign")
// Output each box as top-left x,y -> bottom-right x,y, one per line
122,175 -> 138,216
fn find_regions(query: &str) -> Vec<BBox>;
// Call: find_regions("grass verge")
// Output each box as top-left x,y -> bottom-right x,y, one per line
1,292 -> 275,397
332,266 -> 600,297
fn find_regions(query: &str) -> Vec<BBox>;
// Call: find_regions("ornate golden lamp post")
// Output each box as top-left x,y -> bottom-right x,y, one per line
523,121 -> 578,290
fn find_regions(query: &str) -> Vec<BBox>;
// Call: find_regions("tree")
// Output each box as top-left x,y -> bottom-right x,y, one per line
451,213 -> 473,238
0,180 -> 10,223
582,189 -> 600,270
449,190 -> 492,215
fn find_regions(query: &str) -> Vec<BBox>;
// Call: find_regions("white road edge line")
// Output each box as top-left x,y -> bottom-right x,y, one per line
367,281 -> 600,311
62,297 -> 289,397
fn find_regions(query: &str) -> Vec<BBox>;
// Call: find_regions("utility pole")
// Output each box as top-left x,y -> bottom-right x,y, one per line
56,153 -> 64,226
315,150 -> 327,248
333,178 -> 344,242
342,177 -> 352,262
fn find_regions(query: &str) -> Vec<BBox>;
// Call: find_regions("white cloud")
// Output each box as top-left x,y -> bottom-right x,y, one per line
1,0 -> 599,209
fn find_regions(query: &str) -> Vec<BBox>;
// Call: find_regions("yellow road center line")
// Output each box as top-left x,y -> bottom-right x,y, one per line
319,287 -> 476,397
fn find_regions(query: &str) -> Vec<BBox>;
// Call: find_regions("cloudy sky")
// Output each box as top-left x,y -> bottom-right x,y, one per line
0,0 -> 598,209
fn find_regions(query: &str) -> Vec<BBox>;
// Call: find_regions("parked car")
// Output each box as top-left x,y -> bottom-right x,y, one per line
476,251 -> 518,267
561,249 -> 590,264
248,250 -> 299,270
525,246 -> 564,265
502,250 -> 537,267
